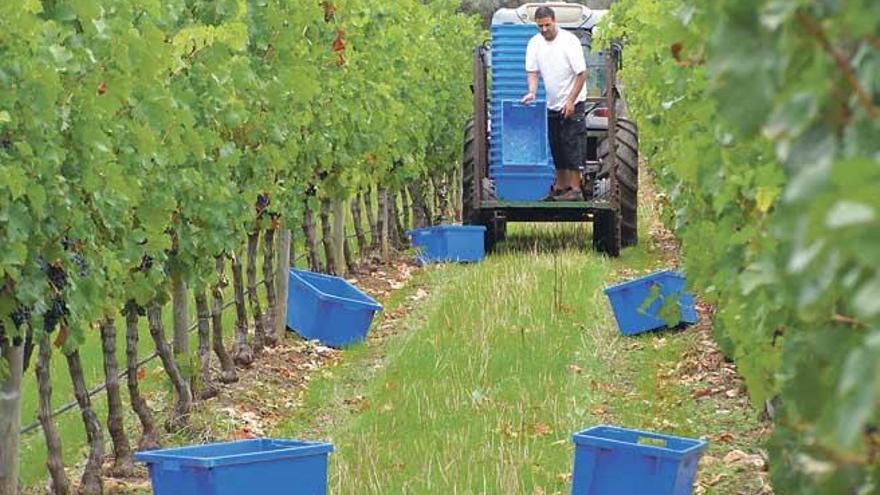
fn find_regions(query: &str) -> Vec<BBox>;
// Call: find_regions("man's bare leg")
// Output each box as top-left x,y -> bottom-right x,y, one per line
552,169 -> 565,194
554,169 -> 583,201
568,170 -> 582,193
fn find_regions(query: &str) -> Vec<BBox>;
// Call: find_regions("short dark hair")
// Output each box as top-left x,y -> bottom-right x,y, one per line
534,6 -> 556,21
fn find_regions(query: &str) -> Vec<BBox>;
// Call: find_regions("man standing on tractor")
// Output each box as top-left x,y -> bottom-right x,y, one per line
521,5 -> 588,201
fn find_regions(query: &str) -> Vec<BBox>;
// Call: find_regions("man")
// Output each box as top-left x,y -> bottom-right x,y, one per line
521,6 -> 587,201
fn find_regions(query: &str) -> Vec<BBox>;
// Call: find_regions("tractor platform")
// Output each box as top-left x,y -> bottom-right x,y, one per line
478,200 -> 615,222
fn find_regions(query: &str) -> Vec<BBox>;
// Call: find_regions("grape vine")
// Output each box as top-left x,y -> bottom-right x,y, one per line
0,0 -> 480,491
602,1 -> 880,492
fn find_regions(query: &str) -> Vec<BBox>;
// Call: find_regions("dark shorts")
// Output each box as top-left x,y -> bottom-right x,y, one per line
548,101 -> 587,171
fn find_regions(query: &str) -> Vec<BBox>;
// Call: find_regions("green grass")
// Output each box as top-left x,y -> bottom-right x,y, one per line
276,223 -> 765,494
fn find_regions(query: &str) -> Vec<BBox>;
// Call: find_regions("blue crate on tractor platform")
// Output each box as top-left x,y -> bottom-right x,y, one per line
571,425 -> 708,495
286,269 -> 382,348
134,438 -> 333,495
603,271 -> 697,336
501,100 -> 550,167
407,225 -> 486,264
492,170 -> 555,201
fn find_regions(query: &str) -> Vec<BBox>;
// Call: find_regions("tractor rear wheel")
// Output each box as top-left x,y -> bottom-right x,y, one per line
462,119 -> 507,253
597,117 -> 639,247
484,215 -> 506,253
592,209 -> 621,257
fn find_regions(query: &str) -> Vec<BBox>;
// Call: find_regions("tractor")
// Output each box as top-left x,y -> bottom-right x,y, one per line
461,2 -> 638,257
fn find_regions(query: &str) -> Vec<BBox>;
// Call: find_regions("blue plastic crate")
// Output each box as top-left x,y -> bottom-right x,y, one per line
490,25 -> 545,172
286,269 -> 382,348
501,100 -> 549,167
571,426 -> 708,495
134,438 -> 333,495
493,171 -> 555,201
490,164 -> 555,176
407,225 -> 486,264
603,271 -> 698,336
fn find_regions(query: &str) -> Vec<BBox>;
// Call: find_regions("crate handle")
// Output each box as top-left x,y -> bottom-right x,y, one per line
636,436 -> 667,448
636,282 -> 664,315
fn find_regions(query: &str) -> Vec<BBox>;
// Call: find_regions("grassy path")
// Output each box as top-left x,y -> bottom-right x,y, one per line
277,225 -> 770,494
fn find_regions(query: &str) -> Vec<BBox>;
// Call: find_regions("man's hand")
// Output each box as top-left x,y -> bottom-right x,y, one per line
521,92 -> 536,105
561,100 -> 576,119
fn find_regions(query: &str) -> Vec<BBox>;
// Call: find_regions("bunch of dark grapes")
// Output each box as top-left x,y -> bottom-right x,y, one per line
139,255 -> 154,272
11,306 -> 31,328
9,306 -> 31,345
124,299 -> 147,317
42,296 -> 67,334
306,184 -> 317,197
72,253 -> 89,277
255,193 -> 270,216
11,307 -> 31,351
0,131 -> 13,151
41,260 -> 68,290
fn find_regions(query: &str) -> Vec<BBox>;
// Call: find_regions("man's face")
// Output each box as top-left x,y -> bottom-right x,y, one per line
536,16 -> 557,41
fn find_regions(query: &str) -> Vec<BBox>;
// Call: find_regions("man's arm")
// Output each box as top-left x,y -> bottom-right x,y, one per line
562,71 -> 586,118
523,38 -> 539,104
522,71 -> 539,104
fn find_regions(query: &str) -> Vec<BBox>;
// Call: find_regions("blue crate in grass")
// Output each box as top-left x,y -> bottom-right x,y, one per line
286,269 -> 382,348
493,170 -> 555,201
571,426 -> 708,495
407,225 -> 486,264
603,270 -> 697,336
501,100 -> 549,167
134,438 -> 333,495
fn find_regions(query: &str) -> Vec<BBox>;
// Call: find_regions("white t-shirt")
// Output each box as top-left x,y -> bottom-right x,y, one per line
525,29 -> 587,111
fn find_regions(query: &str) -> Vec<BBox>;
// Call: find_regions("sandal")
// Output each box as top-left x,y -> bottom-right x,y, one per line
555,188 -> 583,201
545,187 -> 566,201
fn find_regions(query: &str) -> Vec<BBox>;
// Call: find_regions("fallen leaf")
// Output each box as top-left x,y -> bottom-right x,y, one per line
713,432 -> 735,443
409,288 -> 428,301
533,422 -> 552,437
723,449 -> 766,469
232,427 -> 256,440
692,388 -> 717,399
701,454 -> 719,466
704,473 -> 726,486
